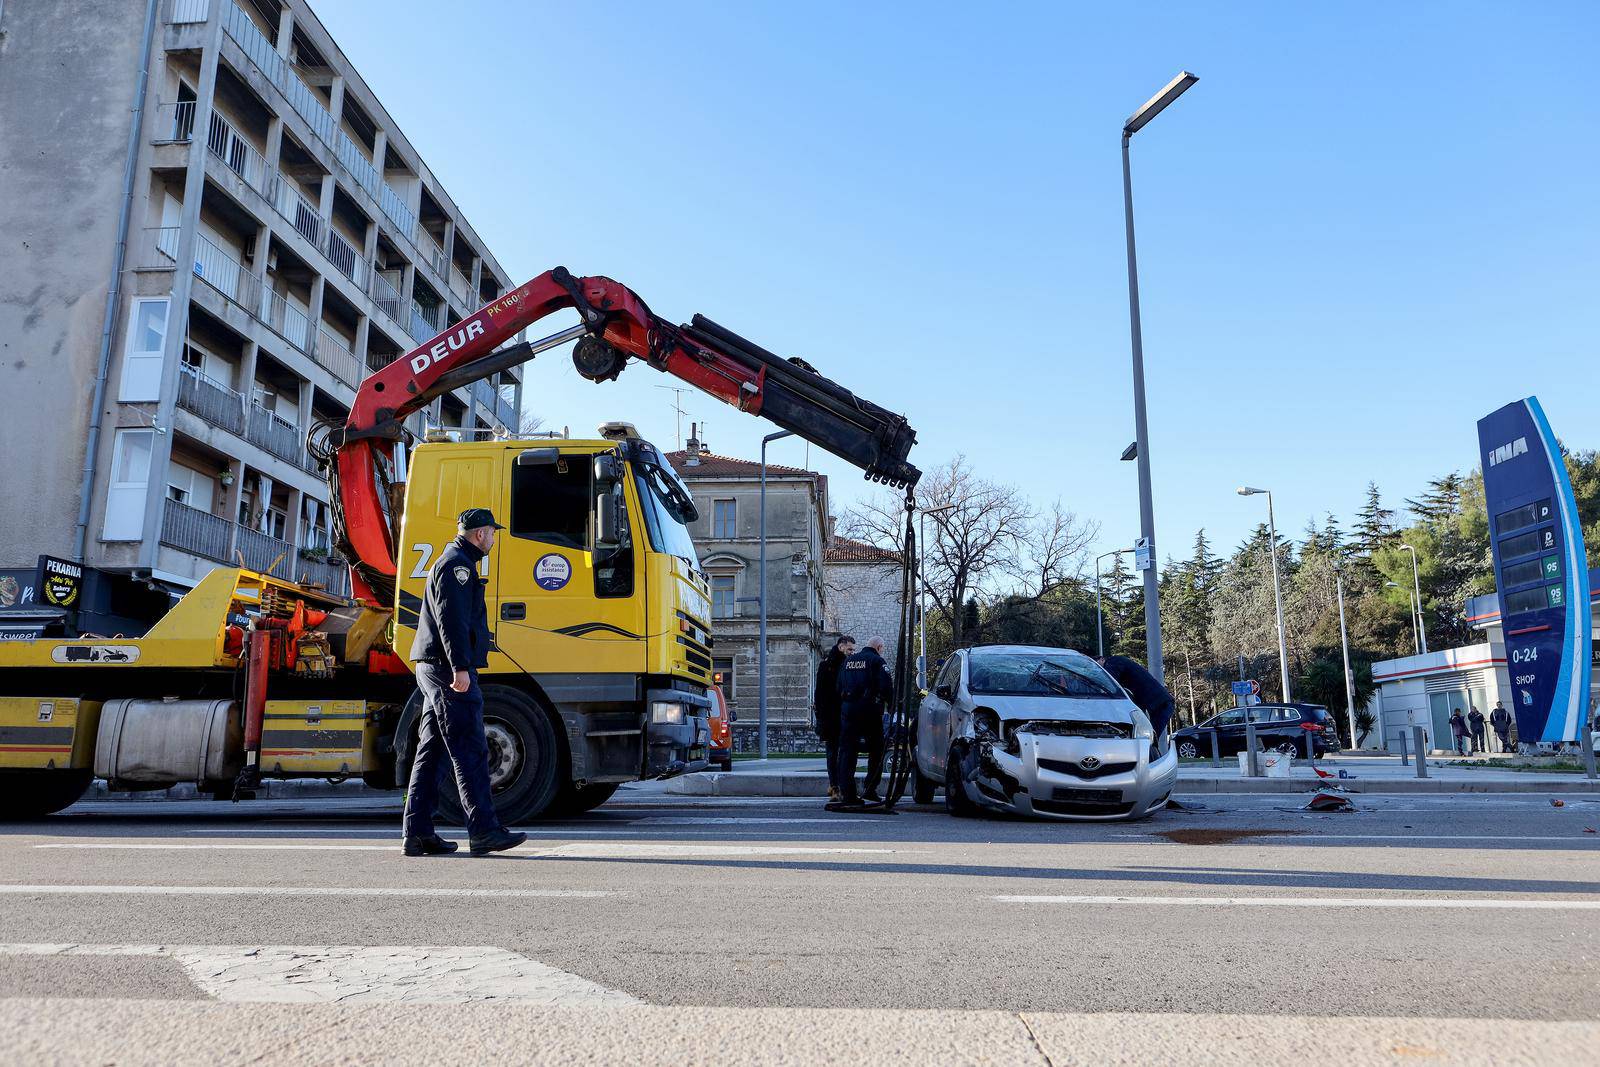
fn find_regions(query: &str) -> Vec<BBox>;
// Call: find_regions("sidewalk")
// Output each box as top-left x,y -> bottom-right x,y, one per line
666,753 -> 1600,797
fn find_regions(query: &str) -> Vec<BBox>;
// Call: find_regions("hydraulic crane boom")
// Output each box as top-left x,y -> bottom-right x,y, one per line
324,267 -> 919,605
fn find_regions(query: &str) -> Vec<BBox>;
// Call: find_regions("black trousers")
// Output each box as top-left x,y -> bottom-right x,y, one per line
834,704 -> 885,801
403,663 -> 502,840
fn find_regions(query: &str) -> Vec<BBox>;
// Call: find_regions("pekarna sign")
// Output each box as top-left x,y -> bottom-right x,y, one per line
1477,397 -> 1592,746
35,556 -> 83,610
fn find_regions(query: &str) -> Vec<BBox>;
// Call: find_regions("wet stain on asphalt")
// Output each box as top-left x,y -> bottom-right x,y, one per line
1153,828 -> 1303,846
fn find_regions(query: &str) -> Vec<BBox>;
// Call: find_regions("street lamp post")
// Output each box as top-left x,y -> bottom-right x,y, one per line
757,429 -> 796,760
1387,581 -> 1421,656
1335,568 -> 1358,748
1237,487 -> 1291,702
1094,548 -> 1134,658
1399,543 -> 1427,654
1122,70 -> 1197,687
916,503 -> 957,690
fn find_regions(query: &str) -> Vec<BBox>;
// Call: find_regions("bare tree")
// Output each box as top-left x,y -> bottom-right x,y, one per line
1011,499 -> 1097,600
519,412 -> 547,435
843,455 -> 1033,650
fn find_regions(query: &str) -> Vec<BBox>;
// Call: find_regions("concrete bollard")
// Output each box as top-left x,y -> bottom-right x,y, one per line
1413,725 -> 1429,779
1245,723 -> 1260,777
1584,735 -> 1597,781
1209,727 -> 1221,767
1397,729 -> 1409,767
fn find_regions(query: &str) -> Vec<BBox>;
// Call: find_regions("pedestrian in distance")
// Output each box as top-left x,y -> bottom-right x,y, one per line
402,508 -> 528,857
1449,707 -> 1470,756
1490,700 -> 1512,753
833,636 -> 894,807
813,635 -> 855,802
1467,705 -> 1487,755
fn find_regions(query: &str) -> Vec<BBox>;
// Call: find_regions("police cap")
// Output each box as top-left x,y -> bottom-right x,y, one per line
457,508 -> 506,531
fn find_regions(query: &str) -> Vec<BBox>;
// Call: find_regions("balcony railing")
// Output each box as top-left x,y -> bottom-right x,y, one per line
235,524 -> 295,577
449,267 -> 474,310
207,110 -> 266,194
177,366 -> 245,435
415,229 -> 447,278
161,498 -> 233,563
170,0 -> 209,24
267,171 -> 324,247
258,286 -> 310,352
409,300 -> 442,345
294,555 -> 350,595
246,403 -> 305,465
314,328 -> 361,390
192,231 -> 259,309
324,229 -> 366,289
155,100 -> 196,143
370,269 -> 404,327
143,226 -> 181,267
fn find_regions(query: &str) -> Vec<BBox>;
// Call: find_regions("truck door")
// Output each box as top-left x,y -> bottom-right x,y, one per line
494,449 -> 646,678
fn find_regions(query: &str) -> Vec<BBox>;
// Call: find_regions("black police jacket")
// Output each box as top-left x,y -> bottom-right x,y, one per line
409,535 -> 491,671
1099,654 -> 1174,733
837,647 -> 894,711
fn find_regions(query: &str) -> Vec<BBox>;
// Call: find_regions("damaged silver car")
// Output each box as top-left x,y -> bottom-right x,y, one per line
912,645 -> 1177,820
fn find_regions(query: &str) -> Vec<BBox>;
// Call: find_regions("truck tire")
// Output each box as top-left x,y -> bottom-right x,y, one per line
435,685 -> 565,827
544,782 -> 620,818
0,769 -> 93,820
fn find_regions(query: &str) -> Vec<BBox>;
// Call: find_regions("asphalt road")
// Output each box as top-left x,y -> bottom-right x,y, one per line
2,788 -> 1599,1065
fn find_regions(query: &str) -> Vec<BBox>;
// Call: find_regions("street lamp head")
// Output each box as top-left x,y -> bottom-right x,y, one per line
1124,71 -> 1199,136
1236,486 -> 1265,497
1385,581 -> 1400,589
1400,543 -> 1416,553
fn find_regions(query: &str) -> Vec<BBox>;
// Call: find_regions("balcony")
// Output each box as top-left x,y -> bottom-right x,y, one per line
206,110 -> 266,196
170,0 -> 208,24
415,229 -> 447,279
371,270 -> 403,329
246,403 -> 307,468
313,327 -> 361,390
258,286 -> 310,352
177,366 -> 245,435
192,230 -> 260,310
155,100 -> 196,143
161,498 -> 234,563
143,226 -> 181,266
409,300 -> 442,345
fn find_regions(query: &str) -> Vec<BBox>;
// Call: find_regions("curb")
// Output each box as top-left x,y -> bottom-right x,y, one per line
666,772 -> 1600,798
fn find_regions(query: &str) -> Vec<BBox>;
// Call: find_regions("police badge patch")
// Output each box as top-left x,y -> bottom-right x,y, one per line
454,566 -> 472,584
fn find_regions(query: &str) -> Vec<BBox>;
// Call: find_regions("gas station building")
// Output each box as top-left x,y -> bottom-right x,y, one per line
1368,565 -> 1599,753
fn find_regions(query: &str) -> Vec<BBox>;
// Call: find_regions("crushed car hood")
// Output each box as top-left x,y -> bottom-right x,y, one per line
975,694 -> 1137,724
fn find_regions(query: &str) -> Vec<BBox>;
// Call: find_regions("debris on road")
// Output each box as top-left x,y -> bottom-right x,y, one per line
1305,791 -> 1356,813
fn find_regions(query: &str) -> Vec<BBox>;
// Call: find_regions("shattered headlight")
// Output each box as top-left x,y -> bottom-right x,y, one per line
1130,708 -> 1155,741
650,702 -> 688,725
973,708 -> 1000,739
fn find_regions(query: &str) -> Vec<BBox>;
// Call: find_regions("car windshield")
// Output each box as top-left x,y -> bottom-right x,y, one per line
633,460 -> 700,566
967,651 -> 1123,698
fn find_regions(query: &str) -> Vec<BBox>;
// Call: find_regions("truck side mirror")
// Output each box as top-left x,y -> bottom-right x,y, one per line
595,485 -> 625,549
594,454 -> 620,483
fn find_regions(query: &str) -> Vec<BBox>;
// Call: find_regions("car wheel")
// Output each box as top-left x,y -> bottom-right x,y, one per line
0,769 -> 92,819
912,751 -> 936,804
1275,742 -> 1297,756
1176,740 -> 1199,759
433,685 -> 564,827
944,747 -> 978,818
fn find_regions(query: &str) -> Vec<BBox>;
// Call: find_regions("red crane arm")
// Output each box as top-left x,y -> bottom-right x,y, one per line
326,267 -> 918,605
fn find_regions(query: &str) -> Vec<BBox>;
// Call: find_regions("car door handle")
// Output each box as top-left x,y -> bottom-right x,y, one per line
500,603 -> 526,621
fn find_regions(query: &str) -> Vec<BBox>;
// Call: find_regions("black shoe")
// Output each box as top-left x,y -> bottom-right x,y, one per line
469,829 -> 527,856
402,834 -> 459,857
860,791 -> 883,805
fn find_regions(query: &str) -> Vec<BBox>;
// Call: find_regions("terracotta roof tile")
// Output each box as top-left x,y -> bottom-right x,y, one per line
664,450 -> 817,480
825,536 -> 902,564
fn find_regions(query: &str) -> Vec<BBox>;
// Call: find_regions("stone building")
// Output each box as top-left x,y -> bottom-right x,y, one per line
823,536 -> 906,671
666,445 -> 828,752
0,0 -> 521,635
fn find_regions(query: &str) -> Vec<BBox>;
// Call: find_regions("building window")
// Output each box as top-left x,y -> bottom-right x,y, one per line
713,656 -> 736,704
712,498 -> 736,539
711,573 -> 737,618
102,429 -> 154,541
118,298 -> 169,402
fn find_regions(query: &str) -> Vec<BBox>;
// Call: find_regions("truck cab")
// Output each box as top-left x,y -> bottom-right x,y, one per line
395,425 -> 713,820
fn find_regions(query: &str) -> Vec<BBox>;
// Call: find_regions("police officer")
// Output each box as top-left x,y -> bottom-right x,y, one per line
402,508 -> 527,857
834,636 -> 894,806
813,636 -> 856,802
1096,654 -> 1175,740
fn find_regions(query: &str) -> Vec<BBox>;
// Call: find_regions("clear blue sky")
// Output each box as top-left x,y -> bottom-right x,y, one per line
316,0 -> 1597,561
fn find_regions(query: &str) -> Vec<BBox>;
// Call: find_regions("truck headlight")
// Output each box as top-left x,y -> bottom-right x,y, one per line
650,702 -> 687,725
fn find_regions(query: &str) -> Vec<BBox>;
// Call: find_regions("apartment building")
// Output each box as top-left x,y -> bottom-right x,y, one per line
0,0 -> 522,634
665,442 -> 830,751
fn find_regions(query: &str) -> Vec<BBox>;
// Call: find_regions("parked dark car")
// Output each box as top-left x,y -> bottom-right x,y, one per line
1172,703 -> 1339,759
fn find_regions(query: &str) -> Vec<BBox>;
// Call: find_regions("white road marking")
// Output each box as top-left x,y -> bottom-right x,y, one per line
1111,834 -> 1600,843
33,842 -> 913,857
0,885 -> 609,899
994,894 -> 1600,910
0,943 -> 637,1005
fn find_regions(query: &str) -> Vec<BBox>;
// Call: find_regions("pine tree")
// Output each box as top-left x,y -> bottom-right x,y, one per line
1406,473 -> 1463,523
1352,482 -> 1395,556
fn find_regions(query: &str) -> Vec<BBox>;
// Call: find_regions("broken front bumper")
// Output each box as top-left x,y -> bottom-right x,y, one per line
955,730 -> 1178,821
644,688 -> 711,778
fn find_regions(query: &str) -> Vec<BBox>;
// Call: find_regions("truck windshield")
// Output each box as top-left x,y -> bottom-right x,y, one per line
633,460 -> 700,566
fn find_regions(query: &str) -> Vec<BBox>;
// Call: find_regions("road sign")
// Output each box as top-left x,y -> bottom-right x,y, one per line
1134,537 -> 1152,572
1230,681 -> 1252,697
1249,679 -> 1261,696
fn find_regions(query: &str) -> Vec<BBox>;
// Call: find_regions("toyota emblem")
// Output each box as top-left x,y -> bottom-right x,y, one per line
1080,756 -> 1101,770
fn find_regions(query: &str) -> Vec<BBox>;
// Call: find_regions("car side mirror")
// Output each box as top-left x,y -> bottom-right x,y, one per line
935,684 -> 954,702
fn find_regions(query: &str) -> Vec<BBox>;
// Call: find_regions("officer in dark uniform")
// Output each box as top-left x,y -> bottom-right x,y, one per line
402,508 -> 527,857
1096,654 -> 1175,739
833,636 -> 895,806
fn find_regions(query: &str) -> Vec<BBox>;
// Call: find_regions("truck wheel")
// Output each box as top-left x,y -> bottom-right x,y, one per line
0,769 -> 93,819
436,686 -> 564,827
544,782 -> 619,818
